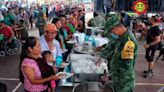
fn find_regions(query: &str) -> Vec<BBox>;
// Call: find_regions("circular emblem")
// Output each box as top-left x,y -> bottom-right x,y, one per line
132,0 -> 148,14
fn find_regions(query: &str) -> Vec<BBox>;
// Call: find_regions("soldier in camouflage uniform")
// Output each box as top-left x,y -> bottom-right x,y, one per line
88,12 -> 106,27
97,14 -> 138,92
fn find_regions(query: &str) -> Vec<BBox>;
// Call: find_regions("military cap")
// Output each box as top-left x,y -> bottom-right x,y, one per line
104,13 -> 121,32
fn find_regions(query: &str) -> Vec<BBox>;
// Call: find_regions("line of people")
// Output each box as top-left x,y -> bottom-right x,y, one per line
18,5 -> 86,92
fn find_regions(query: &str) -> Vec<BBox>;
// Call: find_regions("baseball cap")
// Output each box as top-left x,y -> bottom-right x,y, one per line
44,23 -> 57,32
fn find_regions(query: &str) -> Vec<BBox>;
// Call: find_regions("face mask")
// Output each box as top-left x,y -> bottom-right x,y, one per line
111,33 -> 118,39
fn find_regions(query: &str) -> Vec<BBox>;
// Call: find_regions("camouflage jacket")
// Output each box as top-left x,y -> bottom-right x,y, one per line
100,31 -> 138,92
88,15 -> 106,27
36,12 -> 46,28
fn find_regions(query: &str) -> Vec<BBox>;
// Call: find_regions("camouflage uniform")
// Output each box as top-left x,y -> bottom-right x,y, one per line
36,12 -> 46,36
88,13 -> 106,27
100,14 -> 138,92
94,14 -> 106,27
88,18 -> 96,27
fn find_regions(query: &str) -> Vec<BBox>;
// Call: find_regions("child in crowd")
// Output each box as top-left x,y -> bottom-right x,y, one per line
42,51 -> 56,92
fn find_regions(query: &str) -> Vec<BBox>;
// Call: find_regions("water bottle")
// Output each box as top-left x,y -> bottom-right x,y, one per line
76,36 -> 79,44
56,56 -> 62,66
91,36 -> 96,48
85,36 -> 96,48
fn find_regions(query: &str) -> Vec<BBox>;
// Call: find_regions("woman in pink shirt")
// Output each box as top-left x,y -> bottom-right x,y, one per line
19,37 -> 60,92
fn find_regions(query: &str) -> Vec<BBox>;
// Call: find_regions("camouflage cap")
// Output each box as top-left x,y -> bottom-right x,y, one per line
104,13 -> 121,32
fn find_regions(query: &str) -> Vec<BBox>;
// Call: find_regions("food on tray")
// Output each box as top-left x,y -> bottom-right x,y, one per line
72,59 -> 108,74
56,72 -> 73,79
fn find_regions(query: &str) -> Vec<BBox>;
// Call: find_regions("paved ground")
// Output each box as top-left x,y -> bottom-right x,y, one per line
0,29 -> 164,92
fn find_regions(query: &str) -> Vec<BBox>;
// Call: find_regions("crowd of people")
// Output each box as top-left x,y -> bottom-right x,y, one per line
0,1 -> 86,92
0,1 -> 86,40
95,0 -> 164,13
0,1 -> 164,92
